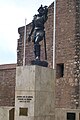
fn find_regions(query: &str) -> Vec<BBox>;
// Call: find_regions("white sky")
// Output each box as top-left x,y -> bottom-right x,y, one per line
0,0 -> 54,64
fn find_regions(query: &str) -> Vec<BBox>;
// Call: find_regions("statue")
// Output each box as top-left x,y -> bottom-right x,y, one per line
28,5 -> 48,67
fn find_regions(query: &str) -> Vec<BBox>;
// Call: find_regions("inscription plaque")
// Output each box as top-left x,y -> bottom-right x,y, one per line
17,95 -> 33,103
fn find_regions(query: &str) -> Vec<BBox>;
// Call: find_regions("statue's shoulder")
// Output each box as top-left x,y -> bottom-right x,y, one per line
33,14 -> 37,20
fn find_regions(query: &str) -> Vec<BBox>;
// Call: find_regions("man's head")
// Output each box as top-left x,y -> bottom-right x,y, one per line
38,5 -> 44,15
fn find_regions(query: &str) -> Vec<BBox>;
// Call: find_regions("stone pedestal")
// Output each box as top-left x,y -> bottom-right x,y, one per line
15,65 -> 55,120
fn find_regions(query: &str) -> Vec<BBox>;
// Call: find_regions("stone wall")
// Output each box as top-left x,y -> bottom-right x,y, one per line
74,0 -> 80,109
0,107 -> 14,120
0,64 -> 16,106
55,108 -> 80,120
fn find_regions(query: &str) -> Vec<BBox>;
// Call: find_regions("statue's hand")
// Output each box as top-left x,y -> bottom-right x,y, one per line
28,34 -> 31,42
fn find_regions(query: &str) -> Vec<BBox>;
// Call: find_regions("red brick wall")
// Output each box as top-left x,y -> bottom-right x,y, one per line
56,0 -> 80,109
17,1 -> 80,109
55,0 -> 76,109
0,64 -> 16,106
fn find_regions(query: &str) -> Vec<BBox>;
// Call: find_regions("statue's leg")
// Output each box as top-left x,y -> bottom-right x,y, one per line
34,44 -> 40,60
34,31 -> 44,61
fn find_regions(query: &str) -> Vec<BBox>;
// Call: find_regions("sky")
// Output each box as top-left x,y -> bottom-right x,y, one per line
0,0 -> 54,64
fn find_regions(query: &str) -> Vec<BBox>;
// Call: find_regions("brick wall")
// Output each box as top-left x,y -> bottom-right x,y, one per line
56,0 -> 80,109
55,0 -> 76,109
17,0 -> 80,109
0,64 -> 16,106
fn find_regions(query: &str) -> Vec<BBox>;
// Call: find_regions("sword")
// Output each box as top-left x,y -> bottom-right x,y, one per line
44,31 -> 47,60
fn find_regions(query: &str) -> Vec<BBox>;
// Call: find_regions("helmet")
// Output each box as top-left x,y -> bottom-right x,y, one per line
38,5 -> 44,14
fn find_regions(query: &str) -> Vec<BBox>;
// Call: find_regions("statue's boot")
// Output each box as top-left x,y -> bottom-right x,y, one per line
34,44 -> 40,61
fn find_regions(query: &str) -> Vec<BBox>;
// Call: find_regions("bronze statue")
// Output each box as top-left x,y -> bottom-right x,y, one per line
28,5 -> 48,62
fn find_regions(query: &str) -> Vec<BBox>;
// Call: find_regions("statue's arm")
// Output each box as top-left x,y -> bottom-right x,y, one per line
43,6 -> 48,22
28,20 -> 35,42
29,20 -> 35,36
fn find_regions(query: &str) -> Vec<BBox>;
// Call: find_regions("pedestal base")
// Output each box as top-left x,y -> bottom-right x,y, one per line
15,65 -> 55,120
31,60 -> 48,67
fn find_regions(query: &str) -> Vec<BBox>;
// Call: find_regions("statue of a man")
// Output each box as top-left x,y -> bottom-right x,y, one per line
28,5 -> 48,61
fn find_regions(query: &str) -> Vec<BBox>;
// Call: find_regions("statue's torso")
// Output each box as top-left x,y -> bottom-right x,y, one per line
34,15 -> 44,30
